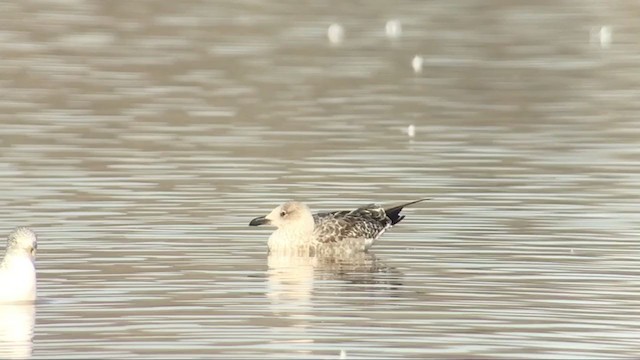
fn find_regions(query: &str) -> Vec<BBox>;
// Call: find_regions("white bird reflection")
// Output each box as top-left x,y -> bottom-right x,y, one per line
0,303 -> 35,359
267,252 -> 398,310
266,251 -> 400,356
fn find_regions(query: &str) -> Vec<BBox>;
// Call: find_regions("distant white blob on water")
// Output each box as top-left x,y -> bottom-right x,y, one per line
328,23 -> 344,44
590,25 -> 612,49
406,124 -> 416,137
385,19 -> 402,38
412,55 -> 423,73
340,349 -> 347,359
599,26 -> 612,48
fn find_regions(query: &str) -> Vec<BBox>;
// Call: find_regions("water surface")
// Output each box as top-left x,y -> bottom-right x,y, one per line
0,0 -> 639,358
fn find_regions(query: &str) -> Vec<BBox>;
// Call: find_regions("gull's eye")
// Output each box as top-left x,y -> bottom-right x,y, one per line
280,211 -> 287,217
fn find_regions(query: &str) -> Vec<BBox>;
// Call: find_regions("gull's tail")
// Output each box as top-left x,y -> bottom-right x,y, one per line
384,198 -> 429,226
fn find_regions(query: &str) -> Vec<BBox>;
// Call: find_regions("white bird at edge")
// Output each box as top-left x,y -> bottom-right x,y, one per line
249,199 -> 428,256
0,227 -> 37,303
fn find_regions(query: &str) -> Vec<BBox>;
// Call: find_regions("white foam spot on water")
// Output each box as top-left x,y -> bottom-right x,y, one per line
590,25 -> 612,49
599,26 -> 612,49
385,19 -> 402,38
412,55 -> 423,73
406,124 -> 416,137
328,23 -> 344,44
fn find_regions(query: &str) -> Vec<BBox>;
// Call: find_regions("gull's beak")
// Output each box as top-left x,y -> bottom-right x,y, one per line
249,215 -> 271,226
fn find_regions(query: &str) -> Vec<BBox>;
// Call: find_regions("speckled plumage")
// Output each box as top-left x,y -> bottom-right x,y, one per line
249,199 -> 427,256
312,204 -> 391,244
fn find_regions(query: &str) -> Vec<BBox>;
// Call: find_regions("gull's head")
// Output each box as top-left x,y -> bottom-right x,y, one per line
249,201 -> 314,231
5,227 -> 37,260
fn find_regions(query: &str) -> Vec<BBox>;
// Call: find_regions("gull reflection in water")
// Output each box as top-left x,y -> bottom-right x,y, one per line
0,303 -> 35,359
266,251 -> 402,356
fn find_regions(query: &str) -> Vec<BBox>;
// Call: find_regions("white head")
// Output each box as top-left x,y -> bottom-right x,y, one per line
4,227 -> 37,262
249,201 -> 315,234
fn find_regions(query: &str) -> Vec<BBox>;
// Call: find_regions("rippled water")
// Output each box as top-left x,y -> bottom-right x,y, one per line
0,0 -> 639,358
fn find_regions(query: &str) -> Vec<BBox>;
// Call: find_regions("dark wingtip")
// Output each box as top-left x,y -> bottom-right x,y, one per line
385,198 -> 429,226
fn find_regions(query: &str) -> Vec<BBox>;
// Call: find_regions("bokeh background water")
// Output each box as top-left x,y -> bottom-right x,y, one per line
0,0 -> 639,358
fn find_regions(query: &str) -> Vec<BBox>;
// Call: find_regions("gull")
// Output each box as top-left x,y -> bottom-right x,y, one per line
249,199 -> 427,255
0,228 -> 37,303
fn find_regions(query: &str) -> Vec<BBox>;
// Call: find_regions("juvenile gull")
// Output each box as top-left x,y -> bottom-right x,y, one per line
249,199 -> 427,255
0,228 -> 37,303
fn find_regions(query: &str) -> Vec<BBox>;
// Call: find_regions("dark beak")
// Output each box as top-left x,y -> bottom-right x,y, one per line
249,216 -> 270,226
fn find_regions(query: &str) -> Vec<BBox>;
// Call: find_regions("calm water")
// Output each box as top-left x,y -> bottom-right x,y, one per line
0,0 -> 639,358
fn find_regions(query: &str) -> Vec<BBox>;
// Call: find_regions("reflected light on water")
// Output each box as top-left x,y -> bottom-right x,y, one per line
0,304 -> 34,359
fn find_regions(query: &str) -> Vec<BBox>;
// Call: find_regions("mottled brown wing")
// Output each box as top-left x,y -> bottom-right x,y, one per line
312,204 -> 391,243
